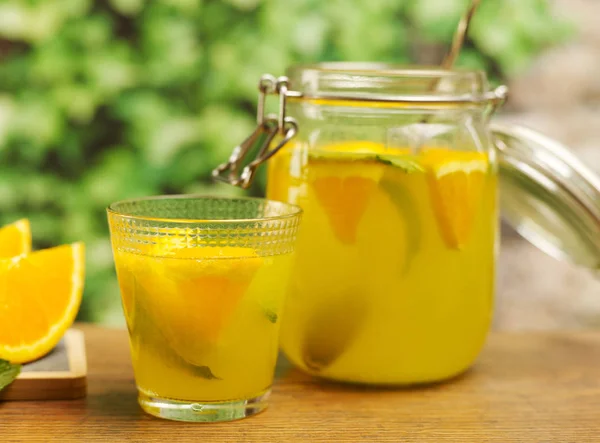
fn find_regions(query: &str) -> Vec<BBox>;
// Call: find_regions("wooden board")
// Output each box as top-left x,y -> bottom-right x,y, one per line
0,329 -> 87,401
3,325 -> 600,441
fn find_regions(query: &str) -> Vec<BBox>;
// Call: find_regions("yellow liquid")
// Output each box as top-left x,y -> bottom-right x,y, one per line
114,246 -> 293,401
267,143 -> 497,385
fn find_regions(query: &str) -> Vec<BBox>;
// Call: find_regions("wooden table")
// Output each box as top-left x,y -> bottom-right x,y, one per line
2,325 -> 600,442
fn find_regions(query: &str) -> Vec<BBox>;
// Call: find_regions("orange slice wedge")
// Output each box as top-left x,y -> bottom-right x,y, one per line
0,243 -> 85,363
163,246 -> 263,344
118,245 -> 263,364
0,219 -> 31,258
312,173 -> 379,245
423,149 -> 489,249
308,143 -> 422,245
309,142 -> 387,245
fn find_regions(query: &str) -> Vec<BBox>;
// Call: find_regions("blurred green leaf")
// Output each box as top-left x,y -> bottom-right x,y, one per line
406,0 -> 466,42
0,0 -> 571,324
109,0 -> 144,16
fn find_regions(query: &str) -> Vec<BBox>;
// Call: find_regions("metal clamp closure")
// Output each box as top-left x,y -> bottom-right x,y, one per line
213,72 -> 509,189
212,75 -> 299,189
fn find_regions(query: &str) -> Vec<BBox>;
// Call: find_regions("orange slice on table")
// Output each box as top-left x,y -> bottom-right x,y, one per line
309,142 -> 387,245
0,219 -> 31,258
422,149 -> 489,249
0,243 -> 85,363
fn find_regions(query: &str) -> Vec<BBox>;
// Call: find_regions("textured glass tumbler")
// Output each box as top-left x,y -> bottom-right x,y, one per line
107,196 -> 302,422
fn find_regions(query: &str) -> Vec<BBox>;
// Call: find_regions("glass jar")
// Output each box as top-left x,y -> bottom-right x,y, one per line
214,63 -> 600,386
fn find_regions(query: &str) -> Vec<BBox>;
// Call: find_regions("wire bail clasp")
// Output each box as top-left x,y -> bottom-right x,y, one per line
212,74 -> 299,189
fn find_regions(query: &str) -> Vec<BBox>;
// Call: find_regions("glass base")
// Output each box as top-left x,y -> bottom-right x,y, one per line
138,389 -> 270,422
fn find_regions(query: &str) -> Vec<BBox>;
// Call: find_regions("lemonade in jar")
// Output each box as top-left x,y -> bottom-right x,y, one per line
213,63 -> 600,386
268,140 -> 496,384
267,65 -> 500,383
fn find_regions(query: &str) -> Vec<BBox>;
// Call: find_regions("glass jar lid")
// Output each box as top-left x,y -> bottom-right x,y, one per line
491,123 -> 600,271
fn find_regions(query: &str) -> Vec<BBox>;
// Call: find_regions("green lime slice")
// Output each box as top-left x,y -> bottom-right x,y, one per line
375,154 -> 424,173
302,292 -> 367,372
379,167 -> 422,275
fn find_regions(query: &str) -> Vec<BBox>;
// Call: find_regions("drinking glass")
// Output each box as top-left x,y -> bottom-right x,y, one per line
107,195 -> 302,422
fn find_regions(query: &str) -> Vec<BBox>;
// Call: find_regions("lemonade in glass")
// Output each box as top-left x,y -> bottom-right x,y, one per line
108,196 -> 302,421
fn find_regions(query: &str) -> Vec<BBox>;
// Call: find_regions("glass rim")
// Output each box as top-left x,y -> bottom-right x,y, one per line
106,194 -> 303,224
284,62 -> 503,106
287,62 -> 487,80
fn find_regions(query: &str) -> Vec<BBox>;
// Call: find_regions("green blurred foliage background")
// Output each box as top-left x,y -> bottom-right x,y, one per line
0,0 -> 571,324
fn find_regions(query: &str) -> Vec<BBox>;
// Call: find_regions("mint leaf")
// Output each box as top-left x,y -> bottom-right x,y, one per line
375,155 -> 424,173
310,151 -> 375,161
0,359 -> 21,391
190,365 -> 222,380
263,308 -> 278,324
310,150 -> 425,173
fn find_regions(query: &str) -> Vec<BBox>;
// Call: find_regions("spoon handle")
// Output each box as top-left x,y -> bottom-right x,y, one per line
441,0 -> 482,70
